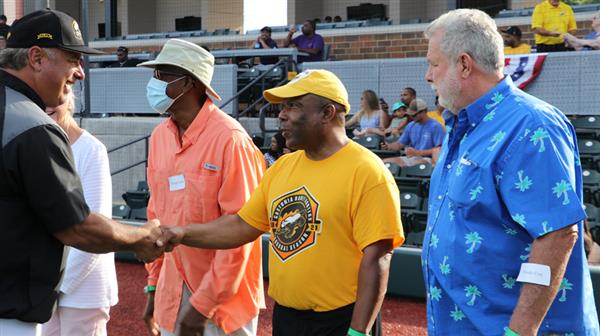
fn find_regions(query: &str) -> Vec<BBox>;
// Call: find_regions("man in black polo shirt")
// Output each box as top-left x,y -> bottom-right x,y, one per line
0,9 -> 169,334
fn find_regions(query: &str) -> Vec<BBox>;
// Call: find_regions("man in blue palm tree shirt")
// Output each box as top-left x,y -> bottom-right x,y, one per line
422,9 -> 599,336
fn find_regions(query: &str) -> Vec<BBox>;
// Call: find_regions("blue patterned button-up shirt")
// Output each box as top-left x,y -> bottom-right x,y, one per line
422,77 -> 599,335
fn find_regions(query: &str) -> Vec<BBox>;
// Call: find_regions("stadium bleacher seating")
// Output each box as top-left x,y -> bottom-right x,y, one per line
583,169 -> 600,206
579,139 -> 600,171
573,116 -> 600,141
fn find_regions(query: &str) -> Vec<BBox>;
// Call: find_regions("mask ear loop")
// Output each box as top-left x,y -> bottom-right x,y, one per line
167,76 -> 190,102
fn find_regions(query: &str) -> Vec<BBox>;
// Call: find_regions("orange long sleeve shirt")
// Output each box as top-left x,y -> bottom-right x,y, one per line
145,99 -> 266,333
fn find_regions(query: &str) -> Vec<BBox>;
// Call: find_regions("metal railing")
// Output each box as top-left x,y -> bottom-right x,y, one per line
107,135 -> 150,179
219,58 -> 290,119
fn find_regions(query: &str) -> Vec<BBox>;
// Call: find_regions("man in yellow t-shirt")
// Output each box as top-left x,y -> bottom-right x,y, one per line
501,26 -> 532,55
163,69 -> 404,336
531,0 -> 577,52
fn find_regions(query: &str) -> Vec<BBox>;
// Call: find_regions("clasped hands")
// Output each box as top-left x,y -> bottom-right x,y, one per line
133,220 -> 186,262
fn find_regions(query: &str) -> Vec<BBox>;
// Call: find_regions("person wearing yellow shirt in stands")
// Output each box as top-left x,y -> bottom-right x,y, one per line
501,26 -> 532,55
162,69 -> 404,336
531,0 -> 577,52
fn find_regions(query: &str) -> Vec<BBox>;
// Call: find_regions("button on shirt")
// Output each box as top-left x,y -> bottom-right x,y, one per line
422,77 -> 599,335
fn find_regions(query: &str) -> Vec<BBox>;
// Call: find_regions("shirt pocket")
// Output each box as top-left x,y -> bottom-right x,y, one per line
447,160 -> 483,209
184,173 -> 221,222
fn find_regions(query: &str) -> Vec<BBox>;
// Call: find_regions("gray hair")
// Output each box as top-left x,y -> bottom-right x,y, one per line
0,47 -> 56,70
424,9 -> 504,74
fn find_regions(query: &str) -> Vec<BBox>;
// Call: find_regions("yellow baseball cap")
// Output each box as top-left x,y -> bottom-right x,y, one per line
263,69 -> 351,114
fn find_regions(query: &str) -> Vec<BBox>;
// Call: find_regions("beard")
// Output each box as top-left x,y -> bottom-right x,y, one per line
432,69 -> 462,114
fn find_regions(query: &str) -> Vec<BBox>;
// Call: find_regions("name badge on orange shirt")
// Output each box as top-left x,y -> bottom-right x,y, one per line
168,174 -> 185,191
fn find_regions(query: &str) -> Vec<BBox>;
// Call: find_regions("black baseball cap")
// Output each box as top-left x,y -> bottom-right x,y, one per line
117,46 -> 128,52
260,26 -> 272,33
501,26 -> 522,38
6,9 -> 103,55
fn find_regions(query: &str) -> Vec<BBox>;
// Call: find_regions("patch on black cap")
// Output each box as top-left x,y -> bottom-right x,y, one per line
6,9 -> 103,55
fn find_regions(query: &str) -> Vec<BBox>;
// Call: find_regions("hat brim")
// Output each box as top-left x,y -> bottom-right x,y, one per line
263,85 -> 309,104
137,59 -> 222,101
61,45 -> 104,55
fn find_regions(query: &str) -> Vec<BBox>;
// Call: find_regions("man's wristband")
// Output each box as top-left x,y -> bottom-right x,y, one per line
504,327 -> 520,336
144,285 -> 156,294
347,327 -> 369,336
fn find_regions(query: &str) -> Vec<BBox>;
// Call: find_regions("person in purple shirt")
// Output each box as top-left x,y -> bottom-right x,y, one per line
284,19 -> 325,62
382,98 -> 445,167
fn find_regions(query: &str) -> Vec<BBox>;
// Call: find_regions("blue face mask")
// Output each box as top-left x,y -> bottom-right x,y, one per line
146,76 -> 186,114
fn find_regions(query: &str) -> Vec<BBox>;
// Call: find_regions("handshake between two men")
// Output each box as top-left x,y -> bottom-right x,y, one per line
129,219 -> 186,262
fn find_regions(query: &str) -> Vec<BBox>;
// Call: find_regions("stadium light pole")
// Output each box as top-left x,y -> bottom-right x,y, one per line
80,0 -> 91,115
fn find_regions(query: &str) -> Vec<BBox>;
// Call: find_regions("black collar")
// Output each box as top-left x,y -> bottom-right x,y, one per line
0,69 -> 46,110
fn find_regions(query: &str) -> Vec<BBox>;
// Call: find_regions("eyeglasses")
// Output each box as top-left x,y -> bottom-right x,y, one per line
153,69 -> 188,80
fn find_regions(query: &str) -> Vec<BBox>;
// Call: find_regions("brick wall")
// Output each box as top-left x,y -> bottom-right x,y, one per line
105,20 -> 594,61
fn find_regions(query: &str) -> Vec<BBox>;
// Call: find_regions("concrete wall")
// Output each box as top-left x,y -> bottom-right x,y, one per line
204,0 -> 243,33
127,0 -> 156,34
156,0 -> 202,33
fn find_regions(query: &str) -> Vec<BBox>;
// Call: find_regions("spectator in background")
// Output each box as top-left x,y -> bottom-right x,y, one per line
384,102 -> 408,137
346,89 -> 387,138
253,26 -> 279,65
531,0 -> 576,52
108,46 -> 140,67
379,97 -> 391,126
41,88 -> 118,336
324,16 -> 333,23
584,220 -> 600,265
284,20 -> 325,62
501,26 -> 532,54
334,16 -> 343,23
314,18 -> 321,24
379,98 -> 389,115
564,10 -> 600,50
264,132 -> 286,168
400,87 -> 416,106
0,14 -> 10,39
382,98 -> 445,167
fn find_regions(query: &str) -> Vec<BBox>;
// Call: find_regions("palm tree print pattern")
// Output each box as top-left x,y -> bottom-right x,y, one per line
502,274 -> 516,289
502,224 -> 517,236
429,286 -> 442,301
529,127 -> 550,153
465,232 -> 483,254
512,213 -> 526,227
483,110 -> 496,122
552,180 -> 572,205
469,185 -> 483,200
487,131 -> 506,151
558,278 -> 573,302
430,233 -> 439,248
450,305 -> 465,321
440,256 -> 451,275
520,243 -> 532,261
464,284 -> 482,306
484,92 -> 504,110
515,170 -> 533,192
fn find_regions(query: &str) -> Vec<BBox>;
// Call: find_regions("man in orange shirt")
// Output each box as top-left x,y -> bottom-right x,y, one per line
139,39 -> 266,336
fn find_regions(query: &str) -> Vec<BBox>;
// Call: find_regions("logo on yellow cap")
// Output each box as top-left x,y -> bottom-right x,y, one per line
6,32 -> 10,40
37,33 -> 53,40
72,20 -> 82,41
288,69 -> 315,84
